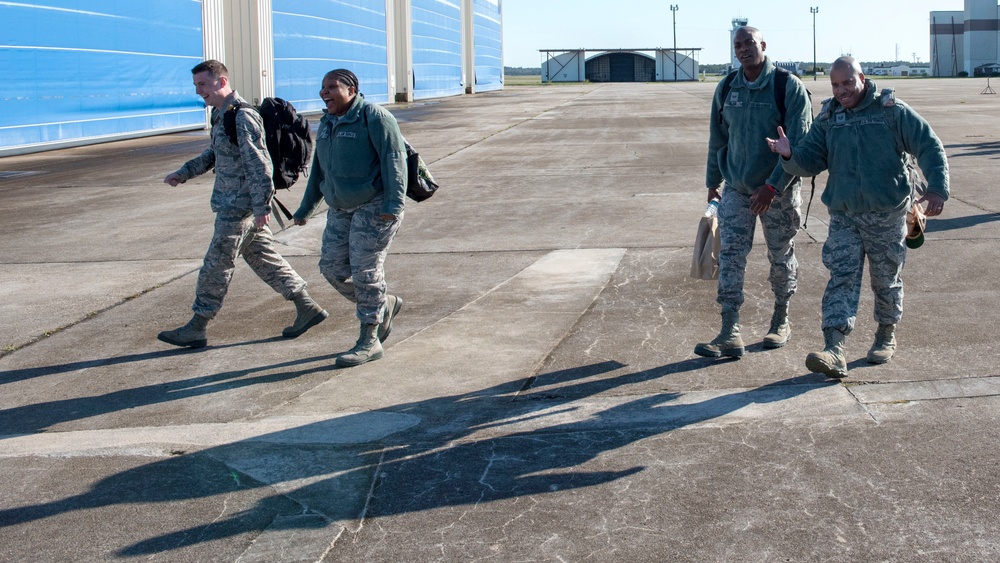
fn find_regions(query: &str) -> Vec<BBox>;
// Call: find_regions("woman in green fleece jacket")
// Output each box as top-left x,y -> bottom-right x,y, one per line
767,56 -> 949,379
293,69 -> 407,368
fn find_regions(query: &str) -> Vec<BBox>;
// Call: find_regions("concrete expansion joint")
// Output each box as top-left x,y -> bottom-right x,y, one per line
425,95 -> 568,166
843,374 -> 1000,406
1,267 -> 199,360
232,501 -> 344,563
428,85 -> 607,169
841,384 -> 883,425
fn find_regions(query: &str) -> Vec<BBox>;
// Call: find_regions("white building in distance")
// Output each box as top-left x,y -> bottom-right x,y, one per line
930,0 -> 1000,77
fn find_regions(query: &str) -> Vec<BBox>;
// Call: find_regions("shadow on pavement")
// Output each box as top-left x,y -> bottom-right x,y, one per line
946,140 -> 1000,159
0,353 -> 338,433
0,359 -> 834,556
924,212 -> 1000,233
0,336 -> 290,386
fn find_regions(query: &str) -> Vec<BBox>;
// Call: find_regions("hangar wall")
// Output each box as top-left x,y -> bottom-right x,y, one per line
0,1 -> 206,155
272,0 -> 391,109
472,0 -> 503,92
963,0 -> 999,75
542,51 -> 586,82
586,53 -> 656,83
0,0 -> 503,156
929,0 -> 999,77
412,0 -> 463,99
542,49 -> 699,83
931,11 -> 965,77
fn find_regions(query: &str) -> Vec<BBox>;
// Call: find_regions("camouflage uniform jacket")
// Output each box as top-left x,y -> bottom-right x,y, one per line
706,56 -> 813,196
294,95 -> 406,219
173,91 -> 274,218
780,79 -> 949,213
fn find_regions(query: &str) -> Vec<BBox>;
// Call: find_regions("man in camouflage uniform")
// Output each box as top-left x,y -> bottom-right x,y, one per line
293,69 -> 406,368
159,60 -> 327,348
767,56 -> 949,377
696,26 -> 813,359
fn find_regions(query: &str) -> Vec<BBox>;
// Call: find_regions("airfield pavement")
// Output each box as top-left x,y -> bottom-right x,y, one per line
1,76 -> 1000,561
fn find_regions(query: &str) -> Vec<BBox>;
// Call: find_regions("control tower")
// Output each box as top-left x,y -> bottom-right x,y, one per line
730,17 -> 748,70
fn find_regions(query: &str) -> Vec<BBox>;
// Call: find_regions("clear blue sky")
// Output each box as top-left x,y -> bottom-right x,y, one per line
502,0 -> 968,67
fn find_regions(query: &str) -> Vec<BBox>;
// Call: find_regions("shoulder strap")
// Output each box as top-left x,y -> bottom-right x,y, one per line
223,101 -> 254,146
717,70 -> 740,125
360,100 -> 389,160
773,66 -> 790,123
877,88 -> 923,195
878,88 -> 905,153
818,98 -> 834,120
359,100 -> 373,144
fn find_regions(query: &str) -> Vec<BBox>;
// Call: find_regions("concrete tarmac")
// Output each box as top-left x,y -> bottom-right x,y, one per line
1,78 -> 999,561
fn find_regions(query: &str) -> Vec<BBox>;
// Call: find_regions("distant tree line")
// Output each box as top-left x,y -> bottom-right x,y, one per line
505,66 -> 541,76
702,60 -> 925,76
506,60 -> 930,78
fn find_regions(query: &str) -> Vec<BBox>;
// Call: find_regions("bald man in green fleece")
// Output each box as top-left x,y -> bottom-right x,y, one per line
767,56 -> 949,378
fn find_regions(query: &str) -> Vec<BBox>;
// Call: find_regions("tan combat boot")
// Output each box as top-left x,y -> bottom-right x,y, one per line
867,324 -> 897,364
336,323 -> 384,368
282,289 -> 328,338
763,302 -> 791,349
378,294 -> 403,342
694,311 -> 745,358
805,327 -> 848,378
157,314 -> 209,349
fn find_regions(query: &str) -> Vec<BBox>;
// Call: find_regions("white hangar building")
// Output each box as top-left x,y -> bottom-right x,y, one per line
540,48 -> 700,82
0,0 -> 503,156
930,0 -> 1000,76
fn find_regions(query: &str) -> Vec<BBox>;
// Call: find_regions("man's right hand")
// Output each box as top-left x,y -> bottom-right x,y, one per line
708,187 -> 721,203
164,173 -> 184,187
766,126 -> 792,158
293,217 -> 308,226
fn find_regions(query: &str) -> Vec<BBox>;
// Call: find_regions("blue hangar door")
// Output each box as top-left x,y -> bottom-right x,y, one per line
473,0 -> 502,92
411,0 -> 463,99
272,0 -> 390,109
0,1 -> 205,154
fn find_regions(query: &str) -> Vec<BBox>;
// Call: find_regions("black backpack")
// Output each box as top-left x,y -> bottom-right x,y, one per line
223,97 -> 313,219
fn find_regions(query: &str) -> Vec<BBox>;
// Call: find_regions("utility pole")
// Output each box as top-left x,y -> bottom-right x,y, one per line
670,5 -> 679,81
811,7 -> 819,81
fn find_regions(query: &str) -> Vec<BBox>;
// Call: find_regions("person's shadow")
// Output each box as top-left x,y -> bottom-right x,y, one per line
0,357 -> 833,557
0,337 -> 287,386
0,351 -> 339,434
924,212 -> 1000,234
946,140 -> 1000,159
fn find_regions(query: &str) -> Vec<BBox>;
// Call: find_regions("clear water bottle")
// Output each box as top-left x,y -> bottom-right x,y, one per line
704,199 -> 720,218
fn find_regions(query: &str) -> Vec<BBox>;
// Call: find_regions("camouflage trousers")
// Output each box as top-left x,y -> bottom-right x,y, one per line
193,213 -> 306,318
319,197 -> 402,325
821,208 -> 907,335
716,183 -> 802,313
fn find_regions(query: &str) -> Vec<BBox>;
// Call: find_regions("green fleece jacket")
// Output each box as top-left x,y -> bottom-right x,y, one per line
294,95 -> 406,218
780,79 -> 949,213
706,56 -> 813,195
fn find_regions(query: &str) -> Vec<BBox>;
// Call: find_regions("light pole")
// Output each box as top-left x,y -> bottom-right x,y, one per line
811,7 -> 819,81
670,4 -> 679,81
